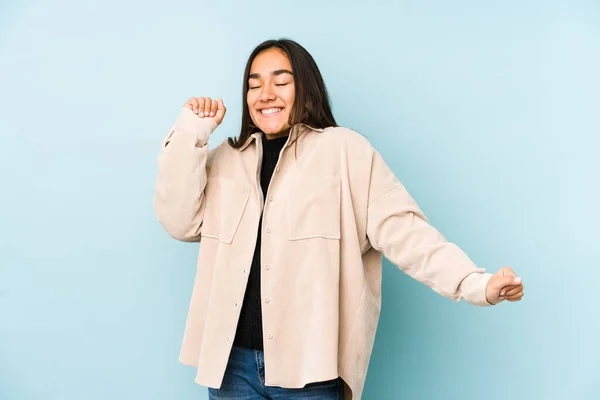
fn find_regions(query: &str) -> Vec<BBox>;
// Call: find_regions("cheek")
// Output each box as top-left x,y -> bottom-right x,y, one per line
246,95 -> 257,121
284,87 -> 295,108
247,89 -> 261,105
247,100 -> 259,119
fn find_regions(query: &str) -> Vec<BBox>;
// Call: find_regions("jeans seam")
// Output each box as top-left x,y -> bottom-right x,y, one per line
255,350 -> 267,393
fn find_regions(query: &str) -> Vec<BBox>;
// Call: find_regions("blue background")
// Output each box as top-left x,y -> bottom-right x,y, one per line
1,1 -> 598,399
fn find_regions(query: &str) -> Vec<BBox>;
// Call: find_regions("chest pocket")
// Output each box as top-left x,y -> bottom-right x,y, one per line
288,176 -> 341,240
201,177 -> 250,244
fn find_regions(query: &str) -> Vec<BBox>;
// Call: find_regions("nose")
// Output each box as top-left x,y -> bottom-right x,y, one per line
259,84 -> 277,102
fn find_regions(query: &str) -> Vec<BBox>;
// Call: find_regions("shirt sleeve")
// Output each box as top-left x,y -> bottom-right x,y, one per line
153,107 -> 220,242
365,148 -> 493,306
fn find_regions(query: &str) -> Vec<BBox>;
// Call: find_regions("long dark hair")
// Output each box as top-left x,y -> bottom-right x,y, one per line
228,39 -> 337,148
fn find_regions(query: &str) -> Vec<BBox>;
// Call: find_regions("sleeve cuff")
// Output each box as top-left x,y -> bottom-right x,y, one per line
173,107 -> 219,147
459,272 -> 494,306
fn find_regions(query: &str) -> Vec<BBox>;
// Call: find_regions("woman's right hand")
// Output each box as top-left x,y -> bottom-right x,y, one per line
184,97 -> 227,126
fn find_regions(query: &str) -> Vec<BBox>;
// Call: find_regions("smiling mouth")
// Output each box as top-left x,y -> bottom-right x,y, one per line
259,107 -> 283,116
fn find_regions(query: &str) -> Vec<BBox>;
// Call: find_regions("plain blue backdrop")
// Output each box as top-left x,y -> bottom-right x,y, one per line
1,1 -> 598,399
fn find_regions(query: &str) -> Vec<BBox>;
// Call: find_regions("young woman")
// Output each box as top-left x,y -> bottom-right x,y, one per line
154,39 -> 524,400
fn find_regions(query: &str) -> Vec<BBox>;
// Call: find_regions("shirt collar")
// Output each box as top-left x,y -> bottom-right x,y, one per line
238,123 -> 325,152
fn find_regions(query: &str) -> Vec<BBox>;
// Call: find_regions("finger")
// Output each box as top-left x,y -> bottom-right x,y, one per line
505,290 -> 524,302
505,288 -> 524,298
210,98 -> 218,117
185,97 -> 198,113
215,98 -> 226,123
496,275 -> 521,290
203,97 -> 212,117
499,283 -> 520,296
197,97 -> 206,118
502,284 -> 523,297
501,267 -> 516,277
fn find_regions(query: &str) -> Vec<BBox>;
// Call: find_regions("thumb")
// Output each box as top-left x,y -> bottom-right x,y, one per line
215,98 -> 226,124
496,274 -> 522,288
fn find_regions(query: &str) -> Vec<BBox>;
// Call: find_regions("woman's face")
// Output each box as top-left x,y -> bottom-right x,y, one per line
247,48 -> 296,136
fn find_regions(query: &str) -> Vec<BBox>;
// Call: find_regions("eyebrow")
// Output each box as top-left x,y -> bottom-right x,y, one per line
248,69 -> 294,80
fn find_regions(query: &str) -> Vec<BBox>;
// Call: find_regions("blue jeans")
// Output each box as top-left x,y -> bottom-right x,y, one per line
208,346 -> 345,399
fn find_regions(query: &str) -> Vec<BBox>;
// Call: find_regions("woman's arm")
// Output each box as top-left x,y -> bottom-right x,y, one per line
363,146 -> 493,306
154,98 -> 226,242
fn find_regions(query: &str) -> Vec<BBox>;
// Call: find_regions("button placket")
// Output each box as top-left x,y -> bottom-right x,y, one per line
261,151 -> 283,351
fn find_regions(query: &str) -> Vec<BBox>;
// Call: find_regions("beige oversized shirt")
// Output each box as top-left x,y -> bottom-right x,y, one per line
154,108 -> 493,399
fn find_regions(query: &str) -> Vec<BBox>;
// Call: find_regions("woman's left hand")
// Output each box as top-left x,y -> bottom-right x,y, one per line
485,266 -> 524,305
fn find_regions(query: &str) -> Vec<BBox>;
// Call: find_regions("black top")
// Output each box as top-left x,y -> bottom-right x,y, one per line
233,134 -> 288,350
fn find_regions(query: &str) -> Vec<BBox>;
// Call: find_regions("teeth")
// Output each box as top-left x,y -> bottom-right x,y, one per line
261,108 -> 282,115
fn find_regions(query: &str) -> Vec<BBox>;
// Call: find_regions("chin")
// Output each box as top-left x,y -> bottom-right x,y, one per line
261,127 -> 282,134
257,122 -> 289,135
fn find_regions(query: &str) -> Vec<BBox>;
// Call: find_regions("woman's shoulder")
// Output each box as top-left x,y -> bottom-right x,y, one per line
321,125 -> 376,153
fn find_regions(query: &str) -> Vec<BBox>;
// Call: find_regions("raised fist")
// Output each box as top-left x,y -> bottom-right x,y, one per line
184,97 -> 227,125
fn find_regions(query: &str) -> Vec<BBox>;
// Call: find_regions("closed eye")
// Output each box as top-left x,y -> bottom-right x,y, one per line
275,83 -> 289,87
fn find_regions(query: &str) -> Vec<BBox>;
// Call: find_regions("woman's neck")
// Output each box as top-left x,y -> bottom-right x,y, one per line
264,127 -> 291,141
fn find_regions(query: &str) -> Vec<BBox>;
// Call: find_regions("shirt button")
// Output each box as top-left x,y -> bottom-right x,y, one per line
275,166 -> 280,172
264,264 -> 270,270
234,302 -> 238,308
242,269 -> 246,274
226,336 -> 231,342
264,297 -> 270,303
266,227 -> 271,233
268,333 -> 273,339
268,195 -> 274,201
